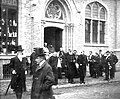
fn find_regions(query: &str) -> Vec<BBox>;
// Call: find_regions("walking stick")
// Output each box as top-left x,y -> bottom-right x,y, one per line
4,81 -> 11,96
4,74 -> 16,96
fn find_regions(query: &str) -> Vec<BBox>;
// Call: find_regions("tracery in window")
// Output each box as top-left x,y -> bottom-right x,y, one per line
93,3 -> 98,18
100,8 -> 105,19
45,2 -> 63,20
85,5 -> 91,18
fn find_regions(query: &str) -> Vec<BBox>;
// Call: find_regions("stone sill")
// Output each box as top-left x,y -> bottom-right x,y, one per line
0,54 -> 16,60
84,44 -> 109,47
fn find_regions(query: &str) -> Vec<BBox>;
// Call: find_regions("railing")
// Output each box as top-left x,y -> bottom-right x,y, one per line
3,64 -> 11,79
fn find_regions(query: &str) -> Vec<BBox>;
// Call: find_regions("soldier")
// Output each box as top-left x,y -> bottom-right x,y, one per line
77,52 -> 86,84
88,51 -> 94,77
9,45 -> 29,99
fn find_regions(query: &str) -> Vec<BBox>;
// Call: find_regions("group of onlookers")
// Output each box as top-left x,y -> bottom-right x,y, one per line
30,43 -> 119,85
8,44 -> 118,99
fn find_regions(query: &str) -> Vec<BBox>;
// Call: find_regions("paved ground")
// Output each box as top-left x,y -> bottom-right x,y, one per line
1,80 -> 120,99
54,81 -> 120,99
0,71 -> 120,96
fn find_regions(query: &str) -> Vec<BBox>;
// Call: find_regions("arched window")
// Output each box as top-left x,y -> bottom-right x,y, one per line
85,2 -> 107,44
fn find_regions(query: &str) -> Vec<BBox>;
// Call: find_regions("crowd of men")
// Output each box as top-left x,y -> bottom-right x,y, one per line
8,44 -> 118,99
30,43 -> 119,85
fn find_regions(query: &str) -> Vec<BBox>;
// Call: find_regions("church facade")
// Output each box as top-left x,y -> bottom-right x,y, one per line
18,0 -> 120,54
0,0 -> 120,79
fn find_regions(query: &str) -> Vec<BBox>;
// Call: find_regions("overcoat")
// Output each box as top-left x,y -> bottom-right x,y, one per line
77,54 -> 86,76
31,61 -> 55,99
48,55 -> 58,85
9,56 -> 29,92
66,53 -> 77,78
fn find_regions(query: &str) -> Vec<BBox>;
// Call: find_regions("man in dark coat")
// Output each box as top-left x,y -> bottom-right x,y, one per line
48,52 -> 58,85
98,50 -> 105,77
82,51 -> 88,76
31,48 -> 55,99
66,49 -> 76,83
9,45 -> 29,99
93,52 -> 100,78
77,52 -> 86,84
110,51 -> 118,79
104,51 -> 114,81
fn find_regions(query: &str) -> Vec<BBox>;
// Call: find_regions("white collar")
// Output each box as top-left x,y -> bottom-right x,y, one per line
39,60 -> 45,67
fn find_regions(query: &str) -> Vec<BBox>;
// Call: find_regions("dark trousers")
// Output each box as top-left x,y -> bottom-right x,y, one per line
105,65 -> 109,80
67,62 -> 75,83
78,66 -> 86,83
58,67 -> 62,79
15,91 -> 22,99
110,65 -> 115,79
105,65 -> 115,80
99,63 -> 104,76
89,63 -> 94,77
54,74 -> 58,85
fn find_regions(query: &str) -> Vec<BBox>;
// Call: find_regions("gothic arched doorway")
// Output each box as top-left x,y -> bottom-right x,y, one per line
44,27 -> 63,52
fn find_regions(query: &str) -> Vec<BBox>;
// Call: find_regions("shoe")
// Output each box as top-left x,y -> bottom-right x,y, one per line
103,78 -> 109,81
82,82 -> 85,84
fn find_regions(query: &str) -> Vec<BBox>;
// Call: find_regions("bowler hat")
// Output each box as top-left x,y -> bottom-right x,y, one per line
16,45 -> 24,51
35,48 -> 46,56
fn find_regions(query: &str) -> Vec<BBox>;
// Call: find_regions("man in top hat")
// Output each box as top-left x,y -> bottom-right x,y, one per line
9,45 -> 29,99
30,47 -> 40,75
31,48 -> 55,99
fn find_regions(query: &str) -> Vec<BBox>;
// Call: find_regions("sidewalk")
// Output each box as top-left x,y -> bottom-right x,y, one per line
0,71 -> 120,95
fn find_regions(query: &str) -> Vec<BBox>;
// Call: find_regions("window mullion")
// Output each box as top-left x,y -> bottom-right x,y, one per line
98,21 -> 100,44
90,20 -> 93,43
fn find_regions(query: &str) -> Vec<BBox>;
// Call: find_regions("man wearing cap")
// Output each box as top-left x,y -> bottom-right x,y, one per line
31,48 -> 55,99
9,45 -> 29,99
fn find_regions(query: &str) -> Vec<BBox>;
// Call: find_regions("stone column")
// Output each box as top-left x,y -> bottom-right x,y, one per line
64,24 -> 69,52
41,20 -> 46,47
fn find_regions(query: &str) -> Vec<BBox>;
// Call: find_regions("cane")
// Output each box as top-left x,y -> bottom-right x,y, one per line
4,74 -> 17,97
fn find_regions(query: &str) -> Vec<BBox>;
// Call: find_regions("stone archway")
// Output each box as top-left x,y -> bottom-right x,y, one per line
41,0 -> 74,52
